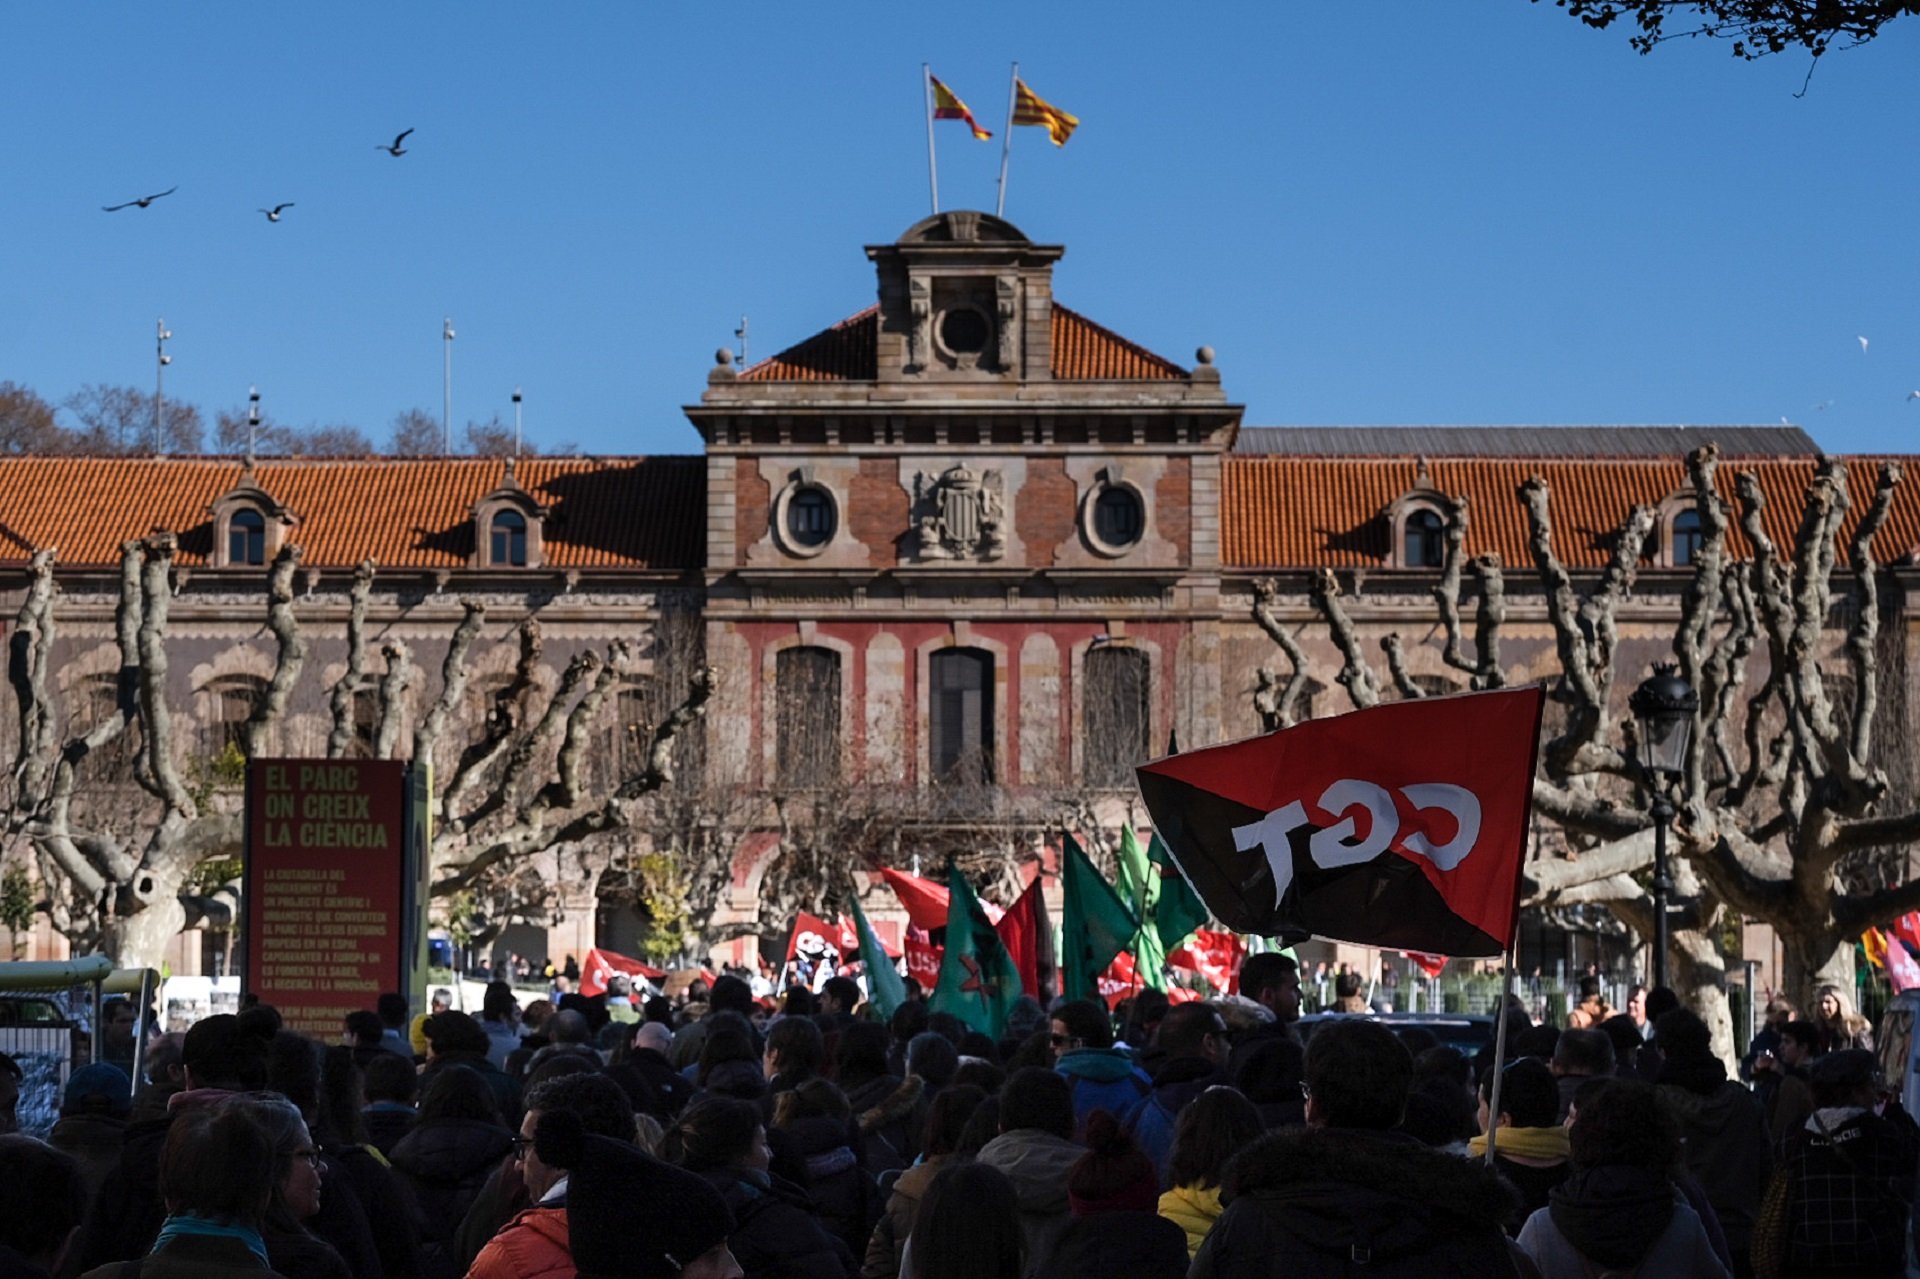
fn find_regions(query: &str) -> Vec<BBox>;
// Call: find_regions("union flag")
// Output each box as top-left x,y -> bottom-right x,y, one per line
1135,686 -> 1544,956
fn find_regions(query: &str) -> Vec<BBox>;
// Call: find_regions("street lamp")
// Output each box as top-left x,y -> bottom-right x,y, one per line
1629,662 -> 1698,992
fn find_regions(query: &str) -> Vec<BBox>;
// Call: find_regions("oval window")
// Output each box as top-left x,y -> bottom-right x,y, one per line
939,308 -> 990,354
1093,485 -> 1144,549
786,486 -> 835,548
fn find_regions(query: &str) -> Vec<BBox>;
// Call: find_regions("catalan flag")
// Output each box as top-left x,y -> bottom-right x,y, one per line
1013,77 -> 1078,146
930,74 -> 991,140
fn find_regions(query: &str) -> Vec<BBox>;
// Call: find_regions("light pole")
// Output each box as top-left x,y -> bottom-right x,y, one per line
1629,663 -> 1698,992
153,320 -> 173,453
442,317 -> 456,454
512,387 -> 523,458
247,386 -> 261,457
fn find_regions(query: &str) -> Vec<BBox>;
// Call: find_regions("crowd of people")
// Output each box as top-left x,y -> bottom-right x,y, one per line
0,955 -> 1913,1279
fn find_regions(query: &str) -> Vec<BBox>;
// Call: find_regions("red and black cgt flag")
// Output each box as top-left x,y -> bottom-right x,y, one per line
1135,686 -> 1544,956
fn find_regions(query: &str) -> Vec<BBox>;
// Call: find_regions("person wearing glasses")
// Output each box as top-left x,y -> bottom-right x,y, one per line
222,1093 -> 351,1279
1048,1001 -> 1150,1137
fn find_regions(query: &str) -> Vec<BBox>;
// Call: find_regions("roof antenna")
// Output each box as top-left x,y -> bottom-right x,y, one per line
734,315 -> 749,369
247,386 -> 260,463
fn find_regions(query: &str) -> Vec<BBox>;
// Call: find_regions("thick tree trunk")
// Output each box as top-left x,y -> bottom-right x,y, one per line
1779,930 -> 1855,1011
104,890 -> 187,973
1672,928 -> 1738,1068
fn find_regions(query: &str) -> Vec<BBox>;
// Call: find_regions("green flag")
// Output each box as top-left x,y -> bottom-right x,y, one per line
1149,830 -> 1211,953
849,890 -> 907,1020
1061,833 -> 1139,1003
930,864 -> 1022,1037
1119,827 -> 1168,992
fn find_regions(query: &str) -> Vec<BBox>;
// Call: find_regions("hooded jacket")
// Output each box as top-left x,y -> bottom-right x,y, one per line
847,1073 -> 925,1174
976,1127 -> 1085,1275
1158,1182 -> 1224,1258
1515,1167 -> 1728,1278
1124,1056 -> 1229,1185
700,1167 -> 855,1279
1655,1056 -> 1771,1254
388,1117 -> 516,1262
779,1113 -> 882,1262
465,1205 -> 573,1279
1055,1048 -> 1151,1134
861,1155 -> 946,1279
1190,1127 -> 1527,1278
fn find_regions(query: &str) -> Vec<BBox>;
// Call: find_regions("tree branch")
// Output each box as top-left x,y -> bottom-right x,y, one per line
1310,568 -> 1378,709
326,559 -> 378,757
243,543 -> 307,758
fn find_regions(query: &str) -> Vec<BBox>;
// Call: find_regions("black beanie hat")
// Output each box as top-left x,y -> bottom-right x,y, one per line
535,1110 -> 734,1278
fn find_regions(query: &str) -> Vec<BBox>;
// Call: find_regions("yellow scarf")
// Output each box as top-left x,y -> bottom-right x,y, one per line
1468,1124 -> 1570,1161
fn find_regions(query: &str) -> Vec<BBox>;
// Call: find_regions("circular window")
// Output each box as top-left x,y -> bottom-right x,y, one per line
1093,485 -> 1144,549
785,486 -> 835,549
939,307 -> 991,354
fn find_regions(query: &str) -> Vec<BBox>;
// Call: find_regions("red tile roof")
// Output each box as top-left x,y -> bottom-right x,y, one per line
1222,456 -> 1920,569
738,303 -> 1187,382
0,456 -> 705,571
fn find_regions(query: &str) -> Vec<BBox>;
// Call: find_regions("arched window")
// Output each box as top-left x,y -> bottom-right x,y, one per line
1671,509 -> 1704,567
929,648 -> 993,782
1084,646 -> 1150,786
228,509 -> 266,566
201,675 -> 267,757
776,647 -> 841,787
1404,508 -> 1445,568
491,510 -> 528,567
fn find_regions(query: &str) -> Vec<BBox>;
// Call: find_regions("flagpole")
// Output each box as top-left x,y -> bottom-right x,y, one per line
923,64 -> 940,214
995,61 -> 1018,217
1483,941 -> 1518,1165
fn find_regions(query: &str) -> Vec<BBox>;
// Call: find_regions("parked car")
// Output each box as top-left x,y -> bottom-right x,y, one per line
1293,1011 -> 1495,1058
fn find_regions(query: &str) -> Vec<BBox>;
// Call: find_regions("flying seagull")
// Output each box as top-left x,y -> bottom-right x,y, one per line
101,186 -> 177,212
1908,391 -> 1920,401
378,128 -> 414,157
257,203 -> 295,222
1859,336 -> 1870,353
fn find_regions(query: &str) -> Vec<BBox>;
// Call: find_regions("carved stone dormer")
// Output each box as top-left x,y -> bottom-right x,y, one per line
471,458 -> 551,569
209,463 -> 298,568
868,211 -> 1064,384
1385,458 -> 1453,569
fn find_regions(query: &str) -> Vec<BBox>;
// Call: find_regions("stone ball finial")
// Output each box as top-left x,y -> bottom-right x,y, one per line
714,347 -> 734,367
1196,345 -> 1216,366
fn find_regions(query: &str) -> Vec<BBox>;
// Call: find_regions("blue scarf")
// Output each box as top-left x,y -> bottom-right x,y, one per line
151,1215 -> 271,1268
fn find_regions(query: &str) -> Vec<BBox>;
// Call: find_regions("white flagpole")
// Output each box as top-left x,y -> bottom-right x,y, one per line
1483,940 -> 1518,1164
995,61 -> 1019,217
923,64 -> 940,214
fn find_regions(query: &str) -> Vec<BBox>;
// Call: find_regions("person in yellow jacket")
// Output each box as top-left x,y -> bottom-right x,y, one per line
1156,1086 -> 1265,1257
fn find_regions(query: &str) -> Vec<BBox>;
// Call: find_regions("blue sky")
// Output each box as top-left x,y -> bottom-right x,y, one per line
3,3 -> 1916,456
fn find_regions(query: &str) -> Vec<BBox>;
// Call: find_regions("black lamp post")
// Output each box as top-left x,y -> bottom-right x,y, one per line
1629,663 -> 1698,992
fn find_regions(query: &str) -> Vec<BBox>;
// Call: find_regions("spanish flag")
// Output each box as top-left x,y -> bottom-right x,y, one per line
1013,78 -> 1079,146
930,74 -> 991,140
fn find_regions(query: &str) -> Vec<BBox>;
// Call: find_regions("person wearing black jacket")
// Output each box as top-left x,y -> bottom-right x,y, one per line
1122,1003 -> 1231,1186
387,1065 -> 514,1279
669,1096 -> 854,1279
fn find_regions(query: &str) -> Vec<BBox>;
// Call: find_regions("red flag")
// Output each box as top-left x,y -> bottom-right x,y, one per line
1403,951 -> 1450,979
579,947 -> 664,997
903,928 -> 944,987
1096,952 -> 1197,1008
842,914 -> 901,959
1894,912 -> 1920,954
1167,929 -> 1245,994
1889,936 -> 1920,994
786,912 -> 840,963
879,867 -> 1003,932
995,877 -> 1048,999
1135,686 -> 1545,956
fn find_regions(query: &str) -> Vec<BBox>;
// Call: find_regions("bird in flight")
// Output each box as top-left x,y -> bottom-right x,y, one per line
1859,336 -> 1870,353
1908,391 -> 1920,402
102,186 -> 177,212
378,128 -> 414,157
257,203 -> 295,222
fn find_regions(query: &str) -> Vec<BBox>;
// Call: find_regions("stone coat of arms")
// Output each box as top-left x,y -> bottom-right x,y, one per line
910,463 -> 1006,561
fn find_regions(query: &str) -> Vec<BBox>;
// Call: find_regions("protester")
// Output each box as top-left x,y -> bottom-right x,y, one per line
771,1080 -> 880,1261
49,1063 -> 132,1200
610,1021 -> 692,1120
74,1012 -> 272,1271
1517,1077 -> 1729,1277
530,1110 -> 741,1279
1740,997 -> 1796,1081
1650,1008 -> 1769,1274
900,1161 -> 1023,1279
861,1084 -> 986,1279
666,1095 -> 855,1278
1564,976 -> 1612,1029
835,1022 -> 922,1175
1548,1029 -> 1614,1121
1330,971 -> 1368,1013
1034,1109 -> 1188,1279
1624,984 -> 1648,1031
695,1020 -> 770,1103
80,1105 -> 285,1279
388,1065 -> 514,1275
259,1036 -> 382,1279
361,1052 -> 420,1157
975,1068 -> 1083,1275
1227,1036 -> 1306,1130
1753,1048 -> 1919,1278
1751,1019 -> 1821,1144
1810,984 -> 1873,1053
464,1071 -> 638,1279
673,977 -> 757,1069
377,995 -> 413,1060
225,1093 -> 355,1279
0,1135 -> 87,1279
1472,1057 -> 1572,1230
478,983 -> 521,1069
903,1033 -> 958,1103
1225,954 -> 1300,1074
315,1046 -> 423,1279
1048,1001 -> 1150,1134
1122,1002 -> 1231,1184
421,1012 -> 522,1122
1157,1085 -> 1263,1259
762,1016 -> 826,1116
1190,1018 -> 1528,1276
